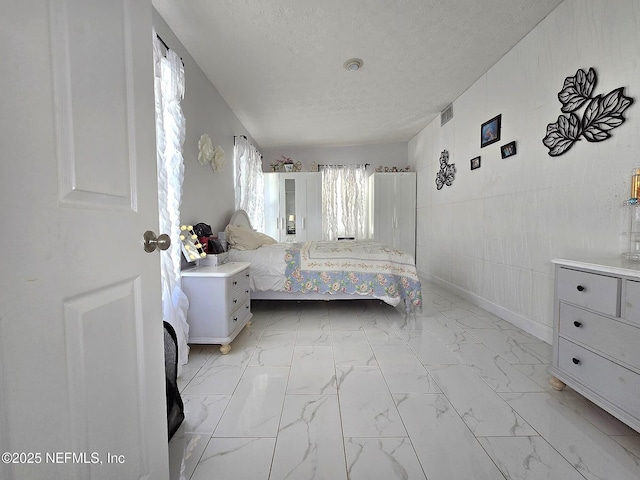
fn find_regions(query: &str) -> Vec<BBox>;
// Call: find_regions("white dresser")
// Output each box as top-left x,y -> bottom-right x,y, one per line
181,262 -> 252,354
550,258 -> 640,432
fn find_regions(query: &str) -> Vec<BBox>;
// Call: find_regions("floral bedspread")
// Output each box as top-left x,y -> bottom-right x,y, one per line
283,240 -> 422,309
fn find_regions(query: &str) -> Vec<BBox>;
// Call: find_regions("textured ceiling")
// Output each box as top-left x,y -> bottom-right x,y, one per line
153,0 -> 563,148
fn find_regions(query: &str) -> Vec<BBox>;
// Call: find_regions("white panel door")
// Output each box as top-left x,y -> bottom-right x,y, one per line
0,2 -> 168,480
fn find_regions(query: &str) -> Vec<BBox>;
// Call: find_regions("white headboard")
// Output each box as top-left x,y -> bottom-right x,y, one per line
228,210 -> 253,229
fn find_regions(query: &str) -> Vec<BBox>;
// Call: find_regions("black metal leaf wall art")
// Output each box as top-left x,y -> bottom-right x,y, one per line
543,68 -> 634,156
435,150 -> 456,190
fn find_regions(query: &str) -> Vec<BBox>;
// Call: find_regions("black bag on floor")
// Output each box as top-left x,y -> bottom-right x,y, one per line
164,321 -> 184,440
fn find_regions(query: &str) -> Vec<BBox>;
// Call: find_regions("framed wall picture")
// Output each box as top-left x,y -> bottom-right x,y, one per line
481,114 -> 501,148
501,141 -> 517,158
470,156 -> 481,170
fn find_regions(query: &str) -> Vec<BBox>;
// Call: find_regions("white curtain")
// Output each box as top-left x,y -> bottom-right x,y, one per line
234,136 -> 265,231
322,165 -> 368,240
153,30 -> 190,372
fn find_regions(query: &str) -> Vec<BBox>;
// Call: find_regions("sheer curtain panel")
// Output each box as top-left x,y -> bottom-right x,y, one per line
322,165 -> 367,240
233,136 -> 265,231
153,30 -> 190,372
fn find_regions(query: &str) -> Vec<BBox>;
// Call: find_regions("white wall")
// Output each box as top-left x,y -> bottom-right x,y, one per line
409,0 -> 640,342
153,10 -> 260,235
262,142 -> 408,173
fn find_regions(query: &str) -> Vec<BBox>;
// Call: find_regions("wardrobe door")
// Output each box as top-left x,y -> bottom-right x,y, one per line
282,175 -> 298,241
394,173 -> 416,258
303,173 -> 323,241
370,173 -> 395,247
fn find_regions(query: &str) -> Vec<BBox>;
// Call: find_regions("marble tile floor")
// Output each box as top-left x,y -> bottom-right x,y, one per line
169,281 -> 640,480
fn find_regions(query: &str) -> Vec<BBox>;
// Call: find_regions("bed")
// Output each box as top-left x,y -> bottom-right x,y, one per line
224,210 -> 422,310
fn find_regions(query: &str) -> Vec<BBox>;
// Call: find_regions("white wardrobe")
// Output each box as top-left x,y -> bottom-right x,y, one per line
368,172 -> 416,258
264,172 -> 322,242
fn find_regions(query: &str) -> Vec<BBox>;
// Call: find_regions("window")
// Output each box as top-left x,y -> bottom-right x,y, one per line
321,165 -> 368,240
233,136 -> 265,231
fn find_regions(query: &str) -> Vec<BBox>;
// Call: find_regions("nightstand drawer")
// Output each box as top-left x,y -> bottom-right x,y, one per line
227,268 -> 250,292
557,267 -> 620,316
558,338 -> 640,419
227,268 -> 249,288
229,285 -> 250,315
227,299 -> 251,332
559,302 -> 640,370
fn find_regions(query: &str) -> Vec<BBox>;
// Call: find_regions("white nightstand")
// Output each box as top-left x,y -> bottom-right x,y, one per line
181,261 -> 252,354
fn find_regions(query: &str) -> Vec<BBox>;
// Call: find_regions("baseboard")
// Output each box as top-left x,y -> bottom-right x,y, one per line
420,271 -> 553,344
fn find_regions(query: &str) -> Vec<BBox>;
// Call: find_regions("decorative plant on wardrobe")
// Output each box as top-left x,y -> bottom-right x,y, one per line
270,155 -> 301,172
542,67 -> 634,156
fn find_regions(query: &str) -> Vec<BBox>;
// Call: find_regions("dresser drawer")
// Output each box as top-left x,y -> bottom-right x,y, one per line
557,267 -> 620,316
624,280 -> 640,325
558,338 -> 640,420
559,302 -> 640,370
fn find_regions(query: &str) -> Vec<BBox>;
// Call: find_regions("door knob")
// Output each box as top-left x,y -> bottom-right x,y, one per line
143,230 -> 171,253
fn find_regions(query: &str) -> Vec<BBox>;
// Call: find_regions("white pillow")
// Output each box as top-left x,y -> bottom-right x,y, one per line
225,224 -> 277,250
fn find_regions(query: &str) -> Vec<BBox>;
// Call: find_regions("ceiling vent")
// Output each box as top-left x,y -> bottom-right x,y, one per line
440,104 -> 453,126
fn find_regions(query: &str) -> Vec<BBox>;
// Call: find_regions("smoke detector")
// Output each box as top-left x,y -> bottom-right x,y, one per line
344,58 -> 363,72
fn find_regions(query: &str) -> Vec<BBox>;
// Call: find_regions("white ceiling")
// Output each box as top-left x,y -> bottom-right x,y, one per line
153,0 -> 563,149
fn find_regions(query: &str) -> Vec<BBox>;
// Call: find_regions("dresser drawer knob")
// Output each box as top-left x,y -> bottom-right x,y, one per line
573,321 -> 582,328
233,280 -> 238,286
572,357 -> 581,365
576,285 -> 585,292
233,317 -> 238,322
233,299 -> 238,304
